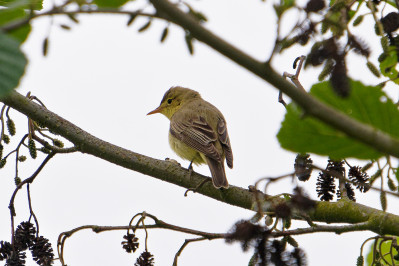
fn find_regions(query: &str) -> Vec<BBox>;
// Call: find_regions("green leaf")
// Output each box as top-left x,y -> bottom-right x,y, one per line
379,47 -> 399,84
348,10 -> 356,20
277,80 -> 399,160
385,0 -> 397,8
0,31 -> 27,96
0,0 -> 43,10
366,238 -> 399,265
93,0 -> 129,8
273,0 -> 295,17
0,7 -> 31,43
352,15 -> 364,26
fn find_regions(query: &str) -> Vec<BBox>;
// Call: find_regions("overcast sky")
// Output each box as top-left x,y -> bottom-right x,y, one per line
0,0 -> 397,265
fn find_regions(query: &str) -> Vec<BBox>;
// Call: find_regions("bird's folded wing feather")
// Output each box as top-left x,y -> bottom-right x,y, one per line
217,119 -> 233,169
170,116 -> 222,162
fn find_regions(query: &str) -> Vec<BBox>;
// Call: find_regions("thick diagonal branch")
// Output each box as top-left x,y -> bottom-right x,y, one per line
0,90 -> 254,210
1,91 -> 399,237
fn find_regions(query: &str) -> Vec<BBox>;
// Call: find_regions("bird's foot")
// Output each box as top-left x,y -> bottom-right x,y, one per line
184,178 -> 212,197
188,160 -> 194,171
186,160 -> 195,180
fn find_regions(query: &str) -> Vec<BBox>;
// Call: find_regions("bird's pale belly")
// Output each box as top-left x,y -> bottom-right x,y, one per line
168,133 -> 205,165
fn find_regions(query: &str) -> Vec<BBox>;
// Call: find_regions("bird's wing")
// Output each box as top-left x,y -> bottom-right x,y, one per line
217,119 -> 233,169
170,116 -> 222,162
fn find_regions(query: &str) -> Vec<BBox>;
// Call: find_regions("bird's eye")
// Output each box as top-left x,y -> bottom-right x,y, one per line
167,98 -> 173,104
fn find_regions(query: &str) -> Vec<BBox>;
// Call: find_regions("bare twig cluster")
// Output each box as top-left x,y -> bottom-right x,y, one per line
57,212 -> 224,266
0,93 -> 77,266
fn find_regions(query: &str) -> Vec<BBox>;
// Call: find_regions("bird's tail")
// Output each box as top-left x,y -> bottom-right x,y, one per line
205,157 -> 229,189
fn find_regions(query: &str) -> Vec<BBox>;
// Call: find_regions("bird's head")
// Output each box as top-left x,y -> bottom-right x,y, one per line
147,86 -> 201,119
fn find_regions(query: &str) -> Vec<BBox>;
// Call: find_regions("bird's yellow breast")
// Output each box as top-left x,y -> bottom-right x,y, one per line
168,132 -> 206,165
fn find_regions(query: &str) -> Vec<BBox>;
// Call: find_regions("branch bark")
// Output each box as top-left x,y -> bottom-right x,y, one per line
1,91 -> 399,237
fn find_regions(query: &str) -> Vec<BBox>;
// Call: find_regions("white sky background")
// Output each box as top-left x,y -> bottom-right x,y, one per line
0,0 -> 398,265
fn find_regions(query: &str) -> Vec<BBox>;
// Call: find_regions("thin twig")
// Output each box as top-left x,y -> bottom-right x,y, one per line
271,221 -> 371,237
27,184 -> 40,236
14,135 -> 29,181
8,152 -> 56,246
280,55 -> 307,106
56,215 -> 374,265
57,213 -> 225,265
33,135 -> 78,153
378,238 -> 392,265
173,237 -> 208,266
1,8 -> 160,32
282,55 -> 307,92
141,219 -> 149,251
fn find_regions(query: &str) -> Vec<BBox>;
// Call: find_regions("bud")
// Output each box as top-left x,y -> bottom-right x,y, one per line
285,235 -> 298,247
361,162 -> 373,172
138,20 -> 152,32
6,119 -> 16,136
28,139 -> 37,159
380,191 -> 387,211
388,178 -> 397,191
18,156 -> 27,162
356,255 -> 364,266
3,135 -> 10,144
0,158 -> 6,168
42,37 -> 49,56
265,216 -> 273,226
369,169 -> 382,185
40,147 -> 51,154
160,27 -> 169,43
380,37 -> 389,52
53,139 -> 64,148
284,218 -> 291,229
366,61 -> 381,78
15,177 -> 21,185
353,16 -> 363,26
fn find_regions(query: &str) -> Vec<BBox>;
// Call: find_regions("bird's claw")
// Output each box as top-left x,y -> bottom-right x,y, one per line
184,178 -> 211,197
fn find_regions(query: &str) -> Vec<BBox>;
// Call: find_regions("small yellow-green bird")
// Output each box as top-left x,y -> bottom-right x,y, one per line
147,86 -> 233,189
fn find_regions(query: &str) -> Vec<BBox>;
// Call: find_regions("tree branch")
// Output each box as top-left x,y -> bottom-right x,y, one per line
173,237 -> 209,266
0,90 -> 254,210
2,0 -> 398,159
149,0 -> 399,159
1,91 -> 399,237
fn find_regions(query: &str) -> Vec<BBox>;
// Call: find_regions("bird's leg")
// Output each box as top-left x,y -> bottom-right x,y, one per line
184,159 -> 213,196
188,159 -> 194,171
186,159 -> 195,179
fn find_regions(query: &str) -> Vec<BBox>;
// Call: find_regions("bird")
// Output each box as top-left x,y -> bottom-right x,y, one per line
147,86 -> 233,189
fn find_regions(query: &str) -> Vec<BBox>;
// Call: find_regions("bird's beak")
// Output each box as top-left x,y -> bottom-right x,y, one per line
147,106 -> 163,115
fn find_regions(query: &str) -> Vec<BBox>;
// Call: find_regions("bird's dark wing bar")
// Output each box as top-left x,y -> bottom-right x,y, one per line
170,117 -> 222,162
217,119 -> 233,168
